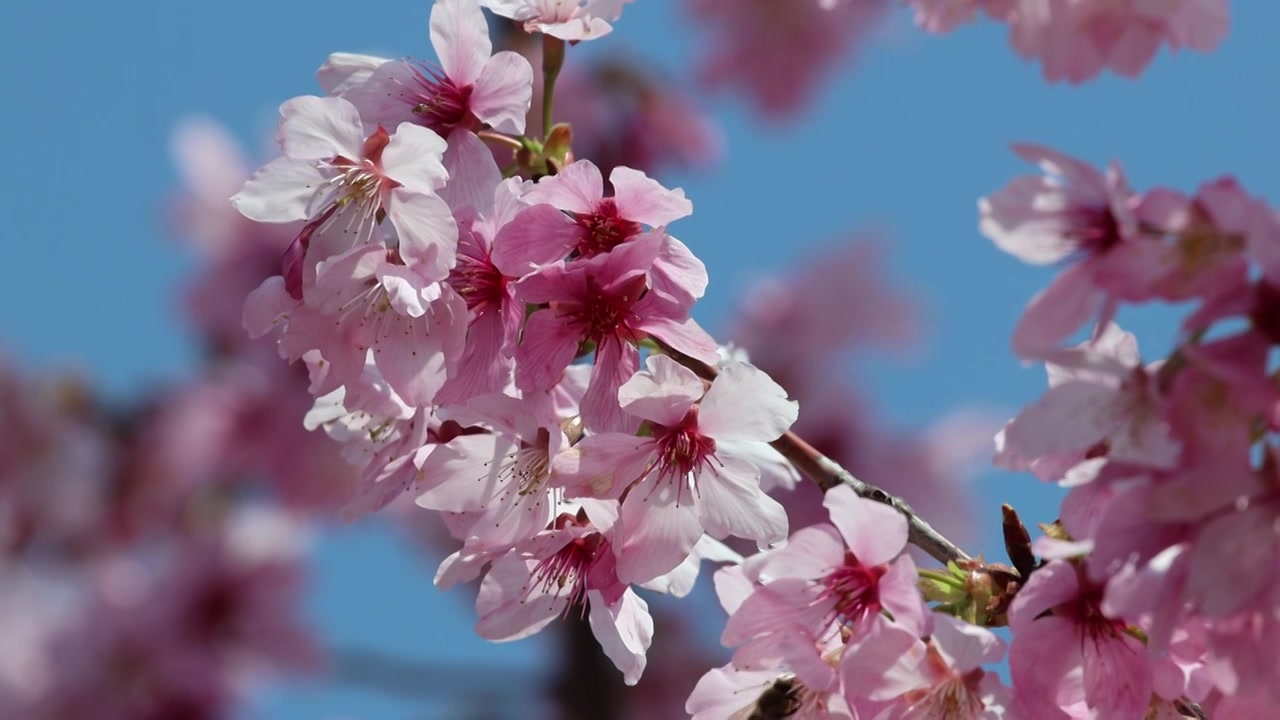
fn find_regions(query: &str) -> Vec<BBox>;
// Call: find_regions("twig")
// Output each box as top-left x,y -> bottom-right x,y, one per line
658,343 -> 973,567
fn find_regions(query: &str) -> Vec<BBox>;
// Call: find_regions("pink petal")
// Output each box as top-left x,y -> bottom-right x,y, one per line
429,0 -> 491,87
713,565 -> 755,615
587,588 -> 653,686
523,159 -> 604,214
373,290 -> 467,406
232,157 -> 326,223
641,536 -> 741,599
1007,560 -> 1080,631
750,523 -> 845,583
439,129 -> 502,215
434,309 -> 514,405
841,616 -> 929,701
652,234 -> 709,303
686,665 -> 779,720
382,122 -> 449,193
695,455 -> 788,547
609,166 -> 692,227
698,361 -> 797,443
475,555 -> 563,641
1008,616 -> 1079,720
377,265 -> 431,317
491,204 -> 580,276
617,354 -> 704,427
930,613 -> 1005,672
388,188 -> 458,281
994,380 -> 1124,476
878,555 -> 927,637
1082,632 -> 1153,720
243,276 -> 297,338
579,338 -> 641,434
317,52 -> 390,96
615,478 -> 706,585
337,60 -> 420,127
472,51 -> 534,136
720,578 -> 827,646
1012,263 -> 1106,359
414,433 -> 515,511
514,309 -> 581,392
552,433 -> 653,499
277,95 -> 364,161
822,486 -> 907,567
634,313 -> 720,365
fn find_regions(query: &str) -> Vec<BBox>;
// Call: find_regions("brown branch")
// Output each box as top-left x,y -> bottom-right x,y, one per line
659,343 -> 973,567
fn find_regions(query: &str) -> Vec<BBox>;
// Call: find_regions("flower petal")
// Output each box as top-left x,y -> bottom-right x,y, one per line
697,361 -> 797,442
430,0 -> 491,86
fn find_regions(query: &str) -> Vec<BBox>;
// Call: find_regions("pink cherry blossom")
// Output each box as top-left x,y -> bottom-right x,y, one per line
513,232 -> 719,432
414,391 -> 576,549
842,613 -> 1013,719
435,178 -> 579,404
720,487 -> 927,699
232,96 -> 455,298
482,0 -> 634,41
557,354 -> 795,584
980,143 -> 1146,357
470,504 -> 655,683
319,0 -> 533,136
1008,560 -> 1154,720
995,323 -> 1180,481
1090,178 -> 1263,309
519,158 -> 707,303
1004,0 -> 1229,84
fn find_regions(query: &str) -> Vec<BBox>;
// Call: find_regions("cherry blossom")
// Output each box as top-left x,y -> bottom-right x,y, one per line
513,232 -> 719,432
558,354 -> 795,584
319,0 -> 533,136
482,0 -> 634,41
980,143 -> 1147,357
233,96 -> 454,289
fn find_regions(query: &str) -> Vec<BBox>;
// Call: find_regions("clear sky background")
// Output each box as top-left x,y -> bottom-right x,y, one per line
2,2 -> 1278,718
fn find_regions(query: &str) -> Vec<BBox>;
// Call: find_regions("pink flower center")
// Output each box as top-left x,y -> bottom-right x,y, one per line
566,274 -> 647,343
1065,204 -> 1122,256
1063,583 -> 1129,642
819,550 -> 886,627
449,240 -> 508,315
652,406 -> 718,480
529,530 -> 605,616
408,63 -> 476,134
574,199 -> 643,256
907,673 -> 985,720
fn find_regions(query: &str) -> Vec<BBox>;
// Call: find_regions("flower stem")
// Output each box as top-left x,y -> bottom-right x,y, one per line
656,341 -> 974,567
541,35 -> 566,141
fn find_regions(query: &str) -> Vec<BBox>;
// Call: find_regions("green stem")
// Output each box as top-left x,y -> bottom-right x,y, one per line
541,35 -> 566,141
918,568 -> 966,589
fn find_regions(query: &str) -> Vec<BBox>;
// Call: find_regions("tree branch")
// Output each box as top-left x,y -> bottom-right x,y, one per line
659,343 -> 973,567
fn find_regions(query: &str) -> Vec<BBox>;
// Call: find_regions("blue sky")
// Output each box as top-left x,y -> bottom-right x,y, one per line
3,1 -> 1278,717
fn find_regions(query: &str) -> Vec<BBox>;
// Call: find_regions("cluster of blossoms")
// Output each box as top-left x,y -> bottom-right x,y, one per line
690,486 -> 1012,718
227,0 -> 1269,716
238,0 -> 807,684
987,143 -> 1280,717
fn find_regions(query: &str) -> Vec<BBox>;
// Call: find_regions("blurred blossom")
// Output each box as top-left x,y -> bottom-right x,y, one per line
729,239 -> 985,546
